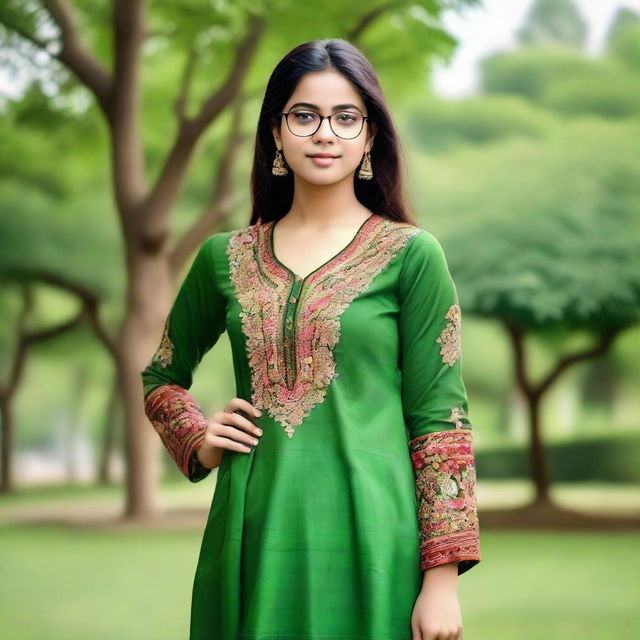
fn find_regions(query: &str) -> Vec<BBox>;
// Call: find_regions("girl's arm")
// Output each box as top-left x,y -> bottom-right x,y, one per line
397,230 -> 481,576
140,235 -> 227,482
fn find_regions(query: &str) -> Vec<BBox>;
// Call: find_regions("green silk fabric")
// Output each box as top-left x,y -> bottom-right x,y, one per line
141,216 -> 477,639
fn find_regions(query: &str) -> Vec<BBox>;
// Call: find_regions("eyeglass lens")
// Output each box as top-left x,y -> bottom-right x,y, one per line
286,111 -> 364,139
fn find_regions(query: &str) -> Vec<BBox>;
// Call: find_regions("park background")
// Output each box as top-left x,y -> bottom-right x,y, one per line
1,0 -> 639,638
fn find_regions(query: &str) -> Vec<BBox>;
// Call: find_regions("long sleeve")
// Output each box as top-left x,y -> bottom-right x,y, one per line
398,230 -> 481,575
140,235 -> 227,482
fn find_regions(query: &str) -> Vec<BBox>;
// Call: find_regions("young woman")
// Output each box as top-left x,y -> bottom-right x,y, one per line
141,38 -> 481,640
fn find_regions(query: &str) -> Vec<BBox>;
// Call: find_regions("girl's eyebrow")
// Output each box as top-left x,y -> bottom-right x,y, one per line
289,102 -> 362,111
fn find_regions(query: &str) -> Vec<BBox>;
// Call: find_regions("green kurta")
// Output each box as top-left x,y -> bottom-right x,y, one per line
141,212 -> 481,640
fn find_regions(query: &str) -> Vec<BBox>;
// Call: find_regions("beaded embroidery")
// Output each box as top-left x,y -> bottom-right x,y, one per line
436,303 -> 461,366
408,428 -> 480,572
151,318 -> 174,369
226,214 -> 422,438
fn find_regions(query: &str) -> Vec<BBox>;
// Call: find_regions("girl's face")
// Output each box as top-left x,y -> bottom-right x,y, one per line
271,69 -> 377,185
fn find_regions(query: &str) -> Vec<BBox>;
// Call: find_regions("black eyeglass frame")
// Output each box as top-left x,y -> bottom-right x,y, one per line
278,110 -> 371,140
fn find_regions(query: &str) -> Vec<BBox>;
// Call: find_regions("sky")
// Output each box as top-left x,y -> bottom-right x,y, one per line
432,0 -> 640,97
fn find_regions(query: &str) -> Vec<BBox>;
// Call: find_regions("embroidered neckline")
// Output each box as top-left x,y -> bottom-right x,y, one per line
226,215 -> 422,438
267,212 -> 378,282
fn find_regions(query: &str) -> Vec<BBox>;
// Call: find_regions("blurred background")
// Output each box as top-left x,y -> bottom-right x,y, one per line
1,1 -> 639,638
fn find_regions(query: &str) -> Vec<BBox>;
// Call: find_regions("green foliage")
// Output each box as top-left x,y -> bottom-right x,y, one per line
404,93 -> 556,151
541,70 -> 640,119
0,1 -> 41,46
1,0 -> 637,465
515,0 -> 587,49
346,2 -> 459,98
0,0 -> 482,213
0,87 -> 107,197
0,177 -> 123,300
1,0 -> 480,126
481,45 -> 640,120
482,45 -> 598,101
410,119 -> 640,330
605,8 -> 640,69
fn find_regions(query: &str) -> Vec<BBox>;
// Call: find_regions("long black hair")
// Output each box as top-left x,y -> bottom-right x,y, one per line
249,38 -> 417,226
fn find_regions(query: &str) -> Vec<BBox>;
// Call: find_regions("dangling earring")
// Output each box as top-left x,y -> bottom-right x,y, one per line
358,150 -> 373,180
272,148 -> 289,176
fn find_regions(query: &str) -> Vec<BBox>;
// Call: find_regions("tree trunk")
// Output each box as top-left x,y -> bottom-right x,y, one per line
0,395 -> 14,494
505,320 -> 554,506
525,391 -> 552,506
97,371 -> 123,485
117,247 -> 174,518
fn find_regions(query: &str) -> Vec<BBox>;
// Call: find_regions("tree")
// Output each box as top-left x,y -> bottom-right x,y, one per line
605,7 -> 640,70
414,119 -> 640,506
515,0 -> 587,50
0,0 -> 473,516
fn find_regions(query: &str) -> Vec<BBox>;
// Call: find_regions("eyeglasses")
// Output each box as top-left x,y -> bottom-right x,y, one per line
279,110 -> 370,140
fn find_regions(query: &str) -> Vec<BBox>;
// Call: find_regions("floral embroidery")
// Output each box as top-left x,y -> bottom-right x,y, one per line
227,214 -> 422,438
143,383 -> 209,481
408,429 -> 481,573
436,303 -> 461,366
151,318 -> 174,369
449,406 -> 466,429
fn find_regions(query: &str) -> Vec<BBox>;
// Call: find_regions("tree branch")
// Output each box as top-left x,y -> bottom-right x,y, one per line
504,319 -> 626,400
27,269 -> 119,360
189,14 -> 267,132
537,327 -> 624,397
6,283 -> 87,398
346,2 -> 406,43
169,94 -> 249,274
174,43 -> 198,122
503,319 -> 532,396
138,13 -> 268,248
25,309 -> 87,345
42,0 -> 112,114
0,17 -> 51,50
110,0 -> 147,213
2,283 -> 35,398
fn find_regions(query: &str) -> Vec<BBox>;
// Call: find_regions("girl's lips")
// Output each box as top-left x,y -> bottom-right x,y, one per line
309,155 -> 338,167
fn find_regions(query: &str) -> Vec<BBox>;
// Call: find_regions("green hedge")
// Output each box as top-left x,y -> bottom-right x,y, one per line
476,431 -> 640,483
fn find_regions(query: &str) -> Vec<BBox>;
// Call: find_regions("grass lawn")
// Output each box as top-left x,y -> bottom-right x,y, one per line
0,481 -> 638,639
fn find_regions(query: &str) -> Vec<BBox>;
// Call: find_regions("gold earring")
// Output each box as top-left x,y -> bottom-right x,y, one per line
358,150 -> 373,180
272,148 -> 288,176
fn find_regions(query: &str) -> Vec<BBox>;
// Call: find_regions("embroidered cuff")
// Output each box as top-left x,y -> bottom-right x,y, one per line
143,384 -> 211,482
408,428 -> 481,575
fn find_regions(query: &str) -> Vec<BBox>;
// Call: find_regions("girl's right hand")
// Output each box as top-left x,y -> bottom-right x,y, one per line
195,397 -> 263,469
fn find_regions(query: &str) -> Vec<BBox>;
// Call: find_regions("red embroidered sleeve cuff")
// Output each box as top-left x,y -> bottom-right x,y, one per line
408,428 -> 481,575
143,384 -> 211,482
